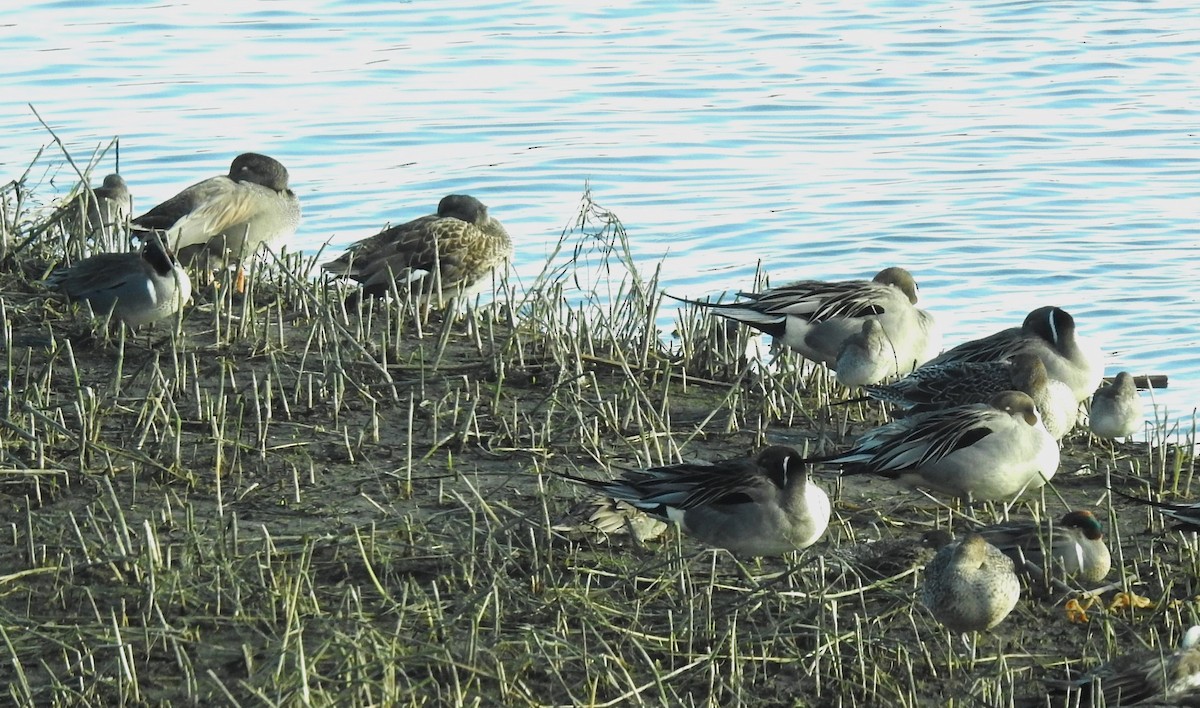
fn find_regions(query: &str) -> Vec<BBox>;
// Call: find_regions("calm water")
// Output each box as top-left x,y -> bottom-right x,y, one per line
4,1 -> 1198,433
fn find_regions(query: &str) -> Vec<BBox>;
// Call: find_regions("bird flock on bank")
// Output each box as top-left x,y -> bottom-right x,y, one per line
47,153 -> 513,327
42,154 -> 1195,704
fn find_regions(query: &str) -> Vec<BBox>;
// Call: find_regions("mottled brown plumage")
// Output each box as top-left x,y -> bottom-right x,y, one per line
1047,626 -> 1200,705
322,194 -> 513,305
551,496 -> 668,543
921,533 -> 1020,633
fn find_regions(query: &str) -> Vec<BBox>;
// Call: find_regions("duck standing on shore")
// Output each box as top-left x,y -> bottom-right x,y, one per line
131,152 -> 301,278
1089,371 -> 1143,440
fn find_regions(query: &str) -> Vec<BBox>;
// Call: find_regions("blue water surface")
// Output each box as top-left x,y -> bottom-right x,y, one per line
3,0 -> 1198,432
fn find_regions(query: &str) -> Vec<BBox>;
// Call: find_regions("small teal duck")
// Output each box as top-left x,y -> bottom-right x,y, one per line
1089,371 -> 1143,439
921,533 -> 1021,632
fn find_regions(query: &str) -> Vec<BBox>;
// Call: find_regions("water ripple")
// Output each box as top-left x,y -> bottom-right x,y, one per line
2,0 -> 1198,427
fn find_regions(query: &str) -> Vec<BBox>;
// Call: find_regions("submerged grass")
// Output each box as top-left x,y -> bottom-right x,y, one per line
0,151 -> 1197,706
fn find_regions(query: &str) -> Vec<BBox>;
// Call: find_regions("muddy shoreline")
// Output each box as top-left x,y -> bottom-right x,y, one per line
1,187 -> 1196,705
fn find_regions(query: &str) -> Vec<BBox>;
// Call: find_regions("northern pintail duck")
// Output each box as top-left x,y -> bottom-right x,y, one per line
923,305 -> 1103,403
818,390 -> 1060,500
1113,490 -> 1200,533
45,236 -> 192,327
835,318 -> 898,387
861,353 -> 1078,440
921,533 -> 1021,633
975,510 -> 1111,585
322,194 -> 513,305
131,152 -> 301,269
683,267 -> 939,374
551,496 -> 668,543
559,445 -> 830,557
1046,625 -> 1200,705
1089,371 -> 1143,439
64,173 -> 131,240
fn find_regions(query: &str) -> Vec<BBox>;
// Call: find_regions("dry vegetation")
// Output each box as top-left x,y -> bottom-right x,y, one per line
1,152 -> 1198,706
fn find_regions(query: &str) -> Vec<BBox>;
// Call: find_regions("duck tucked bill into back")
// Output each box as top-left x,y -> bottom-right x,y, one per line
322,193 -> 513,309
131,152 -> 301,271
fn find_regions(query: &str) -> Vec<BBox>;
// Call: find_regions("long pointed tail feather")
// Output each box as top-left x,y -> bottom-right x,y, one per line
663,291 -> 786,336
1111,487 -> 1200,530
829,395 -> 872,407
